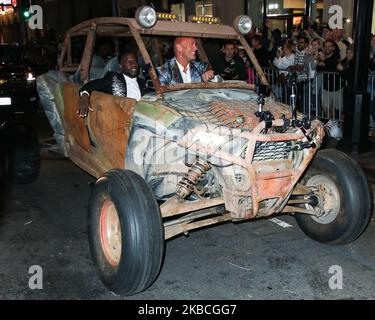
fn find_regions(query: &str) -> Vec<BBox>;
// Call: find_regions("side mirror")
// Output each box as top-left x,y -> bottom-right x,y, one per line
257,84 -> 271,97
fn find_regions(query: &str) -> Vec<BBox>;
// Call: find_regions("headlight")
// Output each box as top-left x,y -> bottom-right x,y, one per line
233,15 -> 252,35
135,6 -> 157,28
26,72 -> 36,81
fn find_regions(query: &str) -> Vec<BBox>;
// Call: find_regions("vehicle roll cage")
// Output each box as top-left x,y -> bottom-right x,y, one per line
58,17 -> 269,95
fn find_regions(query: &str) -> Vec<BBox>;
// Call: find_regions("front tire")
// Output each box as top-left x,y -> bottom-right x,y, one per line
88,169 -> 165,296
295,149 -> 372,245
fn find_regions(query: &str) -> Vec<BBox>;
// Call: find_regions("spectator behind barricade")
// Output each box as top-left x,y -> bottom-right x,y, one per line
337,45 -> 354,92
337,45 -> 355,140
316,39 -> 342,118
264,19 -> 283,61
304,18 -> 321,41
305,38 -> 322,114
272,42 -> 295,101
273,42 -> 295,76
321,25 -> 333,41
332,28 -> 347,61
250,34 -> 271,68
310,38 -> 322,57
289,36 -> 310,113
238,46 -> 254,84
212,41 -> 247,81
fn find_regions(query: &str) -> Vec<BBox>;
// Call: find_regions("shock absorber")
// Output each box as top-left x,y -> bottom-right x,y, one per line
176,158 -> 210,200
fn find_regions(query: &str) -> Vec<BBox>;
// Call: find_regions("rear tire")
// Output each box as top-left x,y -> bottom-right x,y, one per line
88,169 -> 165,296
295,149 -> 372,245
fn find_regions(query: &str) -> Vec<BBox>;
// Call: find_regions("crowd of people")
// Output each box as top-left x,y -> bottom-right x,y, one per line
232,18 -> 375,122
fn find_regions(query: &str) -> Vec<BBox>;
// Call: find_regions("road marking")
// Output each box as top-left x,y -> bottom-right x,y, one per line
229,262 -> 251,271
269,218 -> 293,229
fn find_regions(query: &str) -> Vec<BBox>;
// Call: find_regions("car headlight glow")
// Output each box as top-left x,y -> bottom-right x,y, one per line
135,6 -> 157,28
234,15 -> 252,35
26,72 -> 36,81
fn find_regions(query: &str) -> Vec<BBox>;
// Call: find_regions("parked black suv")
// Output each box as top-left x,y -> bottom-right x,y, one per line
0,43 -> 40,184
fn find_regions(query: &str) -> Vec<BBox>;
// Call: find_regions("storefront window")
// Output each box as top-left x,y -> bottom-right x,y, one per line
310,0 -> 324,24
266,0 -> 306,16
195,0 -> 213,16
171,3 -> 185,22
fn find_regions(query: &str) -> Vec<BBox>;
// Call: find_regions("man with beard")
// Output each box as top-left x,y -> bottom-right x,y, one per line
289,36 -> 311,114
157,37 -> 214,85
316,39 -> 342,118
77,49 -> 148,118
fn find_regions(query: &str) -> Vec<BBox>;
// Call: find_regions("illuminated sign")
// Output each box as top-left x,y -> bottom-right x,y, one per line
0,0 -> 17,15
0,0 -> 17,5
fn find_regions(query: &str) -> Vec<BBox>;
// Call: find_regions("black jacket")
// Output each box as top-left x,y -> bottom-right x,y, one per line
252,46 -> 271,68
79,71 -> 148,97
212,54 -> 247,81
317,54 -> 343,92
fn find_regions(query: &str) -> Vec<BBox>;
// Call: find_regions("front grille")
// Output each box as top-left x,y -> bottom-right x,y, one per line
252,141 -> 293,162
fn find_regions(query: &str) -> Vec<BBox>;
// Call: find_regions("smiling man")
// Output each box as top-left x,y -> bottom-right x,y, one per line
77,49 -> 148,118
157,37 -> 214,85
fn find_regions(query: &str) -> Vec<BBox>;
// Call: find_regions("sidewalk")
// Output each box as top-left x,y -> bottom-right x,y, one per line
347,131 -> 375,184
355,150 -> 375,184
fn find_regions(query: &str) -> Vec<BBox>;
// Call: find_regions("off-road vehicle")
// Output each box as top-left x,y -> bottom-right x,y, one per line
37,7 -> 373,296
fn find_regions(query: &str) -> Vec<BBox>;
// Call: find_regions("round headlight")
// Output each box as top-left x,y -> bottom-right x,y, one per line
234,15 -> 252,35
135,6 -> 157,28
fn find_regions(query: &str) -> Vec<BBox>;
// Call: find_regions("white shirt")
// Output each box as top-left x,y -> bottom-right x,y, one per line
123,74 -> 141,101
176,60 -> 191,83
273,53 -> 295,75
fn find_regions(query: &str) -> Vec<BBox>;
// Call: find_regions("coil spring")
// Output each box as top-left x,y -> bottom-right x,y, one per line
176,159 -> 210,200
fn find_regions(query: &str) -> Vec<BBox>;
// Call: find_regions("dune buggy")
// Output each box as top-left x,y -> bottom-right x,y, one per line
37,8 -> 372,296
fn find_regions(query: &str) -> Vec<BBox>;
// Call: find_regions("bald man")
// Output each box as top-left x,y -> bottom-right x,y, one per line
156,37 -> 214,85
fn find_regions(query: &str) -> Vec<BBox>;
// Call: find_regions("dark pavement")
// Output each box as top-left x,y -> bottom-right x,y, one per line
0,110 -> 374,300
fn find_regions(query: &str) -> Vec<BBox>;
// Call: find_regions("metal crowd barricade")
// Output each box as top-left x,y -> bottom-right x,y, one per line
255,67 -> 348,124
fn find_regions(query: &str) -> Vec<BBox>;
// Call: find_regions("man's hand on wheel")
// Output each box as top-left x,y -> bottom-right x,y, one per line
202,70 -> 215,82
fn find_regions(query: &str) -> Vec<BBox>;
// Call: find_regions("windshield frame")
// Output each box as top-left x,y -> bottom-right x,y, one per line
60,17 -> 268,95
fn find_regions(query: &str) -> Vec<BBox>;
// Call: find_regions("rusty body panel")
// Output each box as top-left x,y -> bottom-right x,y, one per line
64,84 -> 135,178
